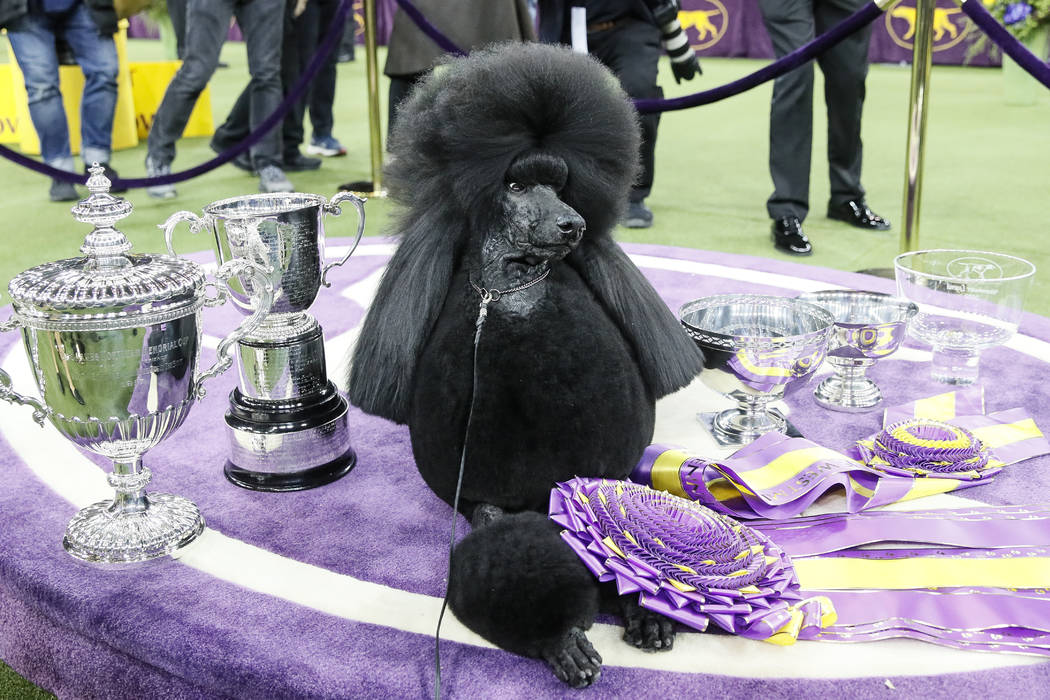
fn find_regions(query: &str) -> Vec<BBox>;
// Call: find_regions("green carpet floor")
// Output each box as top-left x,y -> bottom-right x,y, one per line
0,38 -> 1047,695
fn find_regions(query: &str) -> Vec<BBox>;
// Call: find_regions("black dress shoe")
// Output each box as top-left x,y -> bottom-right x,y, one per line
771,216 -> 812,256
828,200 -> 890,230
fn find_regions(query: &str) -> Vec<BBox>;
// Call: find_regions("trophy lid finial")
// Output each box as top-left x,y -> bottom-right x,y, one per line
73,162 -> 134,262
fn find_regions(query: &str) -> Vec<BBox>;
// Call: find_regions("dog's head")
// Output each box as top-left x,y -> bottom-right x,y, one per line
348,42 -> 703,424
485,151 -> 586,277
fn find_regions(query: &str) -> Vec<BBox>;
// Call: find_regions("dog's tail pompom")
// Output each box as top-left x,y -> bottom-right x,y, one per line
386,41 -> 642,239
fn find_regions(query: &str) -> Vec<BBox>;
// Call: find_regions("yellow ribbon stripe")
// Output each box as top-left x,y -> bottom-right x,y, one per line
899,477 -> 964,502
911,391 -> 957,422
971,418 -> 1043,449
734,446 -> 849,492
794,555 -> 1050,590
847,475 -> 876,499
650,450 -> 690,498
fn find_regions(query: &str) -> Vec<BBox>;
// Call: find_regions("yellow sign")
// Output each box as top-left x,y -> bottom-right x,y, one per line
128,61 -> 213,140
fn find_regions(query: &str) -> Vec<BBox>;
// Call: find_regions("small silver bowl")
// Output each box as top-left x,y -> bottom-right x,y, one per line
798,290 -> 917,412
679,294 -> 834,446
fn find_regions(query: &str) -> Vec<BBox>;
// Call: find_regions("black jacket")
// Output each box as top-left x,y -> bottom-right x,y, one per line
0,0 -> 118,35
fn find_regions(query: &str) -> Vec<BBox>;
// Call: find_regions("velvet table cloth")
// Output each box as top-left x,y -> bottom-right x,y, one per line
1,240 -> 1048,699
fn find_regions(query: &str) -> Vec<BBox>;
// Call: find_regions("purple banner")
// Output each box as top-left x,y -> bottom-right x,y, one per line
127,0 -> 1002,66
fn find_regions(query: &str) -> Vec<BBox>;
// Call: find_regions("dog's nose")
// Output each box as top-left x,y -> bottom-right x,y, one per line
557,216 -> 585,242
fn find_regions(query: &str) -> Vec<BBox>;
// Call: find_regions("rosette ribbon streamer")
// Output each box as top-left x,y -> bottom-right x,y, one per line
633,388 -> 1048,520
752,505 -> 1050,656
550,478 -> 836,644
552,482 -> 1050,655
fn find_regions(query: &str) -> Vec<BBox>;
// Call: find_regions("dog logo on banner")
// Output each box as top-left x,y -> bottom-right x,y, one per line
679,0 -> 728,50
886,0 -> 973,51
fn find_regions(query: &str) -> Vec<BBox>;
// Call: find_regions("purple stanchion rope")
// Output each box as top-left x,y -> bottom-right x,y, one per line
0,0 -> 353,189
960,0 -> 1050,90
634,1 -> 883,114
391,0 -> 883,115
393,0 -> 466,56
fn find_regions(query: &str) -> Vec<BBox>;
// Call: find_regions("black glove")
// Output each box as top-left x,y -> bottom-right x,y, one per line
669,46 -> 701,83
646,0 -> 702,83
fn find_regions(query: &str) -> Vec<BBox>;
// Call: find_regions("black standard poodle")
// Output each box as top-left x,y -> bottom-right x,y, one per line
347,42 -> 704,688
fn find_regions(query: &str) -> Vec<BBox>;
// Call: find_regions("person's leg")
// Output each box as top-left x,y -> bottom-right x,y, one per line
816,0 -> 872,208
757,0 -> 815,222
147,0 -> 232,165
60,2 -> 118,169
281,0 -> 310,162
307,0 -> 338,140
212,85 -> 252,150
588,20 -> 661,206
236,0 -> 286,171
6,11 -> 73,171
386,72 -> 426,145
167,0 -> 188,59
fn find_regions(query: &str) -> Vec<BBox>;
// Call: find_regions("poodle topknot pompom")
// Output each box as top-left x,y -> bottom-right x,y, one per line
385,41 -> 641,241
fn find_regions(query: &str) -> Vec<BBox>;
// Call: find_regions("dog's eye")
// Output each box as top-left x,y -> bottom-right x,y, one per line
507,182 -> 527,193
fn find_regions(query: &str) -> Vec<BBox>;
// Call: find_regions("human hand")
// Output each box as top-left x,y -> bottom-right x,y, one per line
670,53 -> 701,83
293,0 -> 309,18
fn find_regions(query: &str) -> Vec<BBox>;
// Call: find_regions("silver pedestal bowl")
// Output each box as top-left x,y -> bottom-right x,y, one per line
798,290 -> 918,412
679,294 -> 834,446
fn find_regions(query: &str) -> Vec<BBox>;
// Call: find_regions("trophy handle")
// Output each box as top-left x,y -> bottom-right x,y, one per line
0,315 -> 47,426
160,210 -> 213,257
193,259 -> 274,399
320,192 -> 366,288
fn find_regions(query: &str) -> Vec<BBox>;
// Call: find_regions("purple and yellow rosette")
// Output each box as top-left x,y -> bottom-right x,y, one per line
863,418 -> 992,479
549,477 -> 836,644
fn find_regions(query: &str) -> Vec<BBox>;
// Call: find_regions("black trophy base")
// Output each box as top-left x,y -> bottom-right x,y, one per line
224,450 -> 356,492
224,381 -> 356,492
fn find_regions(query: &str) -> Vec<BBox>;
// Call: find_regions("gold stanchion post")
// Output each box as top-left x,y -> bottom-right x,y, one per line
340,0 -> 386,196
900,0 -> 935,253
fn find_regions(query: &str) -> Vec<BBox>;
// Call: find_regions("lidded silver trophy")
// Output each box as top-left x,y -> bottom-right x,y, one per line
0,165 -> 273,564
162,191 -> 365,491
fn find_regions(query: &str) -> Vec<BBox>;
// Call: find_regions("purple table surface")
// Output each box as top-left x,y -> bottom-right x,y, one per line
1,240 -> 1047,699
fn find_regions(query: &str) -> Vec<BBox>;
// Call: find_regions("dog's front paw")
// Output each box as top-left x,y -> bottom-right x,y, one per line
620,597 -> 675,652
540,627 -> 602,688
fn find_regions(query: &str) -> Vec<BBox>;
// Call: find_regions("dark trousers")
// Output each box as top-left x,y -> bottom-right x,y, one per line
758,0 -> 873,221
306,0 -> 340,139
213,0 -> 340,161
167,0 -> 187,59
587,17 -> 662,203
387,72 -> 425,144
148,0 -> 283,168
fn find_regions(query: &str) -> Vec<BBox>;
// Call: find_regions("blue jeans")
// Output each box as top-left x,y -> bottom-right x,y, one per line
147,0 -> 284,168
6,3 -> 118,169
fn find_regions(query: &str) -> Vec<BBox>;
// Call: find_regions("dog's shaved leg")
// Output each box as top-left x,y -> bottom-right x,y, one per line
470,503 -> 505,529
540,627 -> 602,689
619,595 -> 676,652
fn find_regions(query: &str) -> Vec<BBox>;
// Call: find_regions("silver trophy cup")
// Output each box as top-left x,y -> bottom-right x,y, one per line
679,294 -> 834,446
798,290 -> 918,412
162,191 -> 365,491
0,166 -> 273,564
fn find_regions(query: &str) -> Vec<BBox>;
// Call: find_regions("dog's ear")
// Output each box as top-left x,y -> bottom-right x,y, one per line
569,236 -> 703,399
346,211 -> 462,424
